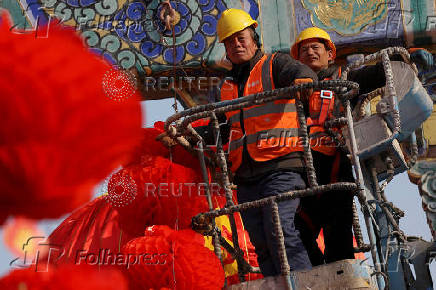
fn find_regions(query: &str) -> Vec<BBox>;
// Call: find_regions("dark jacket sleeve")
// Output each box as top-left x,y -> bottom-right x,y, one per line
272,53 -> 318,88
197,53 -> 317,145
192,84 -> 230,145
194,113 -> 229,145
347,63 -> 386,95
272,53 -> 317,111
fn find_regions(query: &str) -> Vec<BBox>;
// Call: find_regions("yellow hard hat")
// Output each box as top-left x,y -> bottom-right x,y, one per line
291,27 -> 336,59
217,8 -> 258,42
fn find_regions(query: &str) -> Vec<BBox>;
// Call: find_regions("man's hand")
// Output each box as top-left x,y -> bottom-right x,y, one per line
293,78 -> 313,102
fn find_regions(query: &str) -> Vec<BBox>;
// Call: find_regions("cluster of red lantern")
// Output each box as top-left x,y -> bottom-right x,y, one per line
122,225 -> 225,290
0,264 -> 128,290
0,10 -> 259,289
0,11 -> 142,223
0,11 -> 135,289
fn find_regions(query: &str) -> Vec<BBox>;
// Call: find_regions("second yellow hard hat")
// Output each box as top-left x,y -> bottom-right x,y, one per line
291,27 -> 336,59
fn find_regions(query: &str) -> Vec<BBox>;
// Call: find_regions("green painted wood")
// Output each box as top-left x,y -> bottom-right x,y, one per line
1,0 -> 435,73
0,0 -> 31,29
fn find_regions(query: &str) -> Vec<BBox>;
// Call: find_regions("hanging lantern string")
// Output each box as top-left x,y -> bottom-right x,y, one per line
160,0 -> 179,114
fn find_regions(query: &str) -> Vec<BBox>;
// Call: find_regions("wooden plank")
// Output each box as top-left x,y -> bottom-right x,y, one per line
226,259 -> 377,290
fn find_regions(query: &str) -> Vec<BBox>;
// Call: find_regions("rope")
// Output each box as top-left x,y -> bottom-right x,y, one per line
192,183 -> 357,220
270,202 -> 292,290
209,112 -> 247,282
159,0 -> 179,113
164,80 -> 359,132
159,52 -> 412,285
356,87 -> 385,120
296,99 -> 317,187
352,200 -> 370,252
370,165 -> 406,243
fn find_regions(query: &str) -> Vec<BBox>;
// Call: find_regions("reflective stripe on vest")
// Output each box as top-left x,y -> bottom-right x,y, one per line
228,102 -> 297,125
229,127 -> 300,151
221,54 -> 303,172
308,67 -> 341,156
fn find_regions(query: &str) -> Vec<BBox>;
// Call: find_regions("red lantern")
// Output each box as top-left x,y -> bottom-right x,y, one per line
0,11 -> 143,221
0,264 -> 128,290
115,155 -> 210,235
122,225 -> 225,290
114,124 -> 215,235
3,217 -> 45,258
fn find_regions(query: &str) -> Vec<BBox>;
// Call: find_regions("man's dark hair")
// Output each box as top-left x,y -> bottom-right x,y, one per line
318,39 -> 329,51
248,26 -> 262,48
319,38 -> 335,64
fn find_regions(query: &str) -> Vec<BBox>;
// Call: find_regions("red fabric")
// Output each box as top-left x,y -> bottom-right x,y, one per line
45,197 -> 135,264
124,126 -> 169,166
0,11 -> 143,221
115,155 -> 210,235
0,264 -> 128,290
122,225 -> 224,290
190,118 -> 210,128
353,237 -> 366,260
151,122 -> 203,171
114,124 -> 215,235
213,196 -> 263,284
45,125 -> 221,266
316,230 -> 366,260
316,229 -> 326,254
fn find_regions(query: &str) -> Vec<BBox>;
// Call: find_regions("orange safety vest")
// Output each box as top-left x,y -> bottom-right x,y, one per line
307,67 -> 341,156
220,54 -> 304,173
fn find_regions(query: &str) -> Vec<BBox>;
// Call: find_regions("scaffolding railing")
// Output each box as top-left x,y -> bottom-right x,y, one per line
163,47 -> 428,290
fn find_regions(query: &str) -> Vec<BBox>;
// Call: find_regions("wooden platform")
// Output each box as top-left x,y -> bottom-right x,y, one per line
226,259 -> 377,290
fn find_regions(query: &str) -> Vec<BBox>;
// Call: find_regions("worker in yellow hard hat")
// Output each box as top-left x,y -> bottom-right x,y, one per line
216,8 -> 261,64
198,8 -> 318,276
290,27 -> 384,266
291,27 -> 434,266
291,27 -> 337,72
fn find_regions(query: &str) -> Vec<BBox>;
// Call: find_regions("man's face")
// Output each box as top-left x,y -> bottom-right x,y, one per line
223,28 -> 258,65
298,39 -> 333,72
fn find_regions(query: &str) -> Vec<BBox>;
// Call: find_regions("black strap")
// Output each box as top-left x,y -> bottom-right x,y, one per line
261,54 -> 274,92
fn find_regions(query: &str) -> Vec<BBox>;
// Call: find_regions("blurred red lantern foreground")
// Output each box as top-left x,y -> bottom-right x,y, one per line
0,264 -> 128,290
3,217 -> 45,259
0,11 -> 143,223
